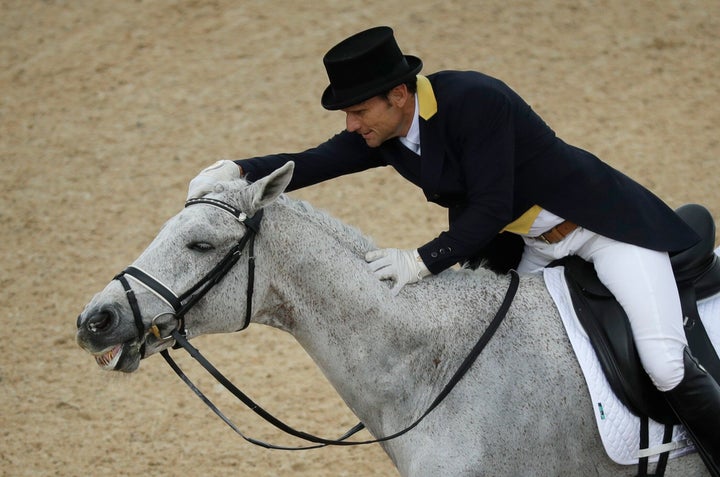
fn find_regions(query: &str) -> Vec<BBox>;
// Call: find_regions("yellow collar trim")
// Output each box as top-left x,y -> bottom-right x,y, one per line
416,75 -> 437,120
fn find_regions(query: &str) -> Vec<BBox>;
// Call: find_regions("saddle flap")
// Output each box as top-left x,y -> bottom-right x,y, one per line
554,256 -> 679,424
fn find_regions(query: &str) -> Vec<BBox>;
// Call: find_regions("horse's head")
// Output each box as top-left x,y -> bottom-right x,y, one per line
76,162 -> 294,372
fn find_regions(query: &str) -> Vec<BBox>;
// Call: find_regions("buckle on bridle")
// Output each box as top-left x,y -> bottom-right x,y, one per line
149,312 -> 178,341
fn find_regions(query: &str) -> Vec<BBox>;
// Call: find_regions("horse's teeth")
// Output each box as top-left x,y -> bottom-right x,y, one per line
95,345 -> 122,369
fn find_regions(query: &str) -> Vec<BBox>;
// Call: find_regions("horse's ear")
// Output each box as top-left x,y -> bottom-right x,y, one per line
248,161 -> 294,212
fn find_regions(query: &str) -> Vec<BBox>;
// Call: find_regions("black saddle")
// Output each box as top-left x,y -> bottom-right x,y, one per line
553,203 -> 720,425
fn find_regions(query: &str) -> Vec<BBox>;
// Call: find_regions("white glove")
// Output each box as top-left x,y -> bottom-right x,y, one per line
365,248 -> 431,296
186,160 -> 241,200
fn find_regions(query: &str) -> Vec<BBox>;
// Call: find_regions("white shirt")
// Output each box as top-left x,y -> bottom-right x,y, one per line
526,209 -> 564,237
398,94 -> 421,155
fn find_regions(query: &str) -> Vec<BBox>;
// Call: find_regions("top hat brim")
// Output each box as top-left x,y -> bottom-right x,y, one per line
320,55 -> 422,110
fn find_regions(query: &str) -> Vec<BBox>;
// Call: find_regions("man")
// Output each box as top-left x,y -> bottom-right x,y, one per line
188,26 -> 719,472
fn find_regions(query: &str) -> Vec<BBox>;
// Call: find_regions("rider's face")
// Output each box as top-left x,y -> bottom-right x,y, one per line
342,86 -> 413,148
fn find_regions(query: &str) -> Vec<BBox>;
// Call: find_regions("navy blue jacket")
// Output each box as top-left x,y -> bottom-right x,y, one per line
237,71 -> 698,274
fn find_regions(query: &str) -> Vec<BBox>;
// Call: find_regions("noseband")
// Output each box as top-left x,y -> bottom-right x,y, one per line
114,197 -> 263,351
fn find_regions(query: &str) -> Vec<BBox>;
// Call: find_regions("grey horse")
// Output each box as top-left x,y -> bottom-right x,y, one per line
76,162 -> 709,476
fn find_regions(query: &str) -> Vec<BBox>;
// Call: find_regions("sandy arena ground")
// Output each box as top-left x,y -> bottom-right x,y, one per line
1,1 -> 719,475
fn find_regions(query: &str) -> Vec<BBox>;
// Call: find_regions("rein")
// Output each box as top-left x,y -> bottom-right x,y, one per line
116,197 -> 520,450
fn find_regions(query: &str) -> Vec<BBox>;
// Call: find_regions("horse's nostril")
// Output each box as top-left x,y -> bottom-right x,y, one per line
86,310 -> 114,334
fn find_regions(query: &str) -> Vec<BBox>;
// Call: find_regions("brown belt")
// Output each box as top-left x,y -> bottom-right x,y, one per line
535,220 -> 579,244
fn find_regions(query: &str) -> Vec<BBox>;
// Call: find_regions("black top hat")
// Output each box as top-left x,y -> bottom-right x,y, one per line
321,26 -> 423,110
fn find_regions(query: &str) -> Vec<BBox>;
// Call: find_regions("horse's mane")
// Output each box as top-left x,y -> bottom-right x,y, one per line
226,180 -> 501,288
272,195 -> 502,285
274,194 -> 377,257
274,194 -> 503,285
224,179 -> 524,314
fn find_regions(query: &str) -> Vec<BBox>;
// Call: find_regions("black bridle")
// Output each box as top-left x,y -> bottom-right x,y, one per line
114,197 -> 520,450
115,197 -> 262,346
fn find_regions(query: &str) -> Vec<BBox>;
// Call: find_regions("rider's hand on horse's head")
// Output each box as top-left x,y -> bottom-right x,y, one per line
187,160 -> 242,200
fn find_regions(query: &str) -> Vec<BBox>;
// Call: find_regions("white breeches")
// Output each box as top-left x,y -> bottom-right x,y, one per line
518,227 -> 688,391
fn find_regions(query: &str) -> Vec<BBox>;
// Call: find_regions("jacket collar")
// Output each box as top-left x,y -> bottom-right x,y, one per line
417,75 -> 437,120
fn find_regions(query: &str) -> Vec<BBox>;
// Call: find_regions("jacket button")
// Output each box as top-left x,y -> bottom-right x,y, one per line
431,252 -> 438,258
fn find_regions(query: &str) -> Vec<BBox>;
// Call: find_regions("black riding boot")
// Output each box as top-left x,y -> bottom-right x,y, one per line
663,347 -> 720,476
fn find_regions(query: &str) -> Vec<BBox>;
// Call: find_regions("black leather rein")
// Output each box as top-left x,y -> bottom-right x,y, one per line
115,197 -> 521,450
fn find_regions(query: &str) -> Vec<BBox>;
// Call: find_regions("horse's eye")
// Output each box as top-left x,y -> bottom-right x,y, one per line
188,242 -> 215,252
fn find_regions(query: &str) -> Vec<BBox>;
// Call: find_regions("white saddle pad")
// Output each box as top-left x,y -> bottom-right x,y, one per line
543,248 -> 720,465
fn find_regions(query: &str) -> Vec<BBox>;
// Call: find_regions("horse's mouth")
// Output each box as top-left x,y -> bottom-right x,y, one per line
94,344 -> 123,370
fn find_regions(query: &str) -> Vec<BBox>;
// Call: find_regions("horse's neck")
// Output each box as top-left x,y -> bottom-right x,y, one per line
251,202 -> 503,433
